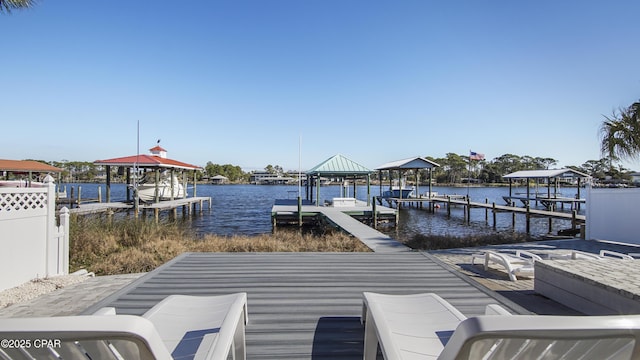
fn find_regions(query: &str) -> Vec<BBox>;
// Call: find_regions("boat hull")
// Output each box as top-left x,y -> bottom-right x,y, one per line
382,188 -> 414,198
137,184 -> 185,202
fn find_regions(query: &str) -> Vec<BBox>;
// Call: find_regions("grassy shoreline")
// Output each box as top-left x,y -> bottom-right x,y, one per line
70,216 -> 372,275
70,216 -> 534,275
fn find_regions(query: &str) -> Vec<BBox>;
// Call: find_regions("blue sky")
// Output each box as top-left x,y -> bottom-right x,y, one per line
2,1 -> 639,172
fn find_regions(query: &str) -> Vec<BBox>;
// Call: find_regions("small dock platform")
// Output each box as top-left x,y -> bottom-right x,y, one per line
271,199 -> 406,252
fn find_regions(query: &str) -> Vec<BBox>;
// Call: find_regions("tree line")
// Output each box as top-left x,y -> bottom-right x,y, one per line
29,152 -> 633,185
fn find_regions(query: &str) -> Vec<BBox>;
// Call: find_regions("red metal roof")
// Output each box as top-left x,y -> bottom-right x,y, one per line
149,145 -> 167,152
0,159 -> 62,173
94,154 -> 201,170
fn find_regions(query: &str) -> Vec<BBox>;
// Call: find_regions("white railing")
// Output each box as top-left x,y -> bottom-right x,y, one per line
0,175 -> 69,291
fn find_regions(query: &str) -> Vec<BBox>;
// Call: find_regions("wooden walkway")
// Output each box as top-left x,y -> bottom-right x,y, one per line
317,207 -> 408,252
271,201 -> 405,252
67,196 -> 212,216
83,252 -> 531,360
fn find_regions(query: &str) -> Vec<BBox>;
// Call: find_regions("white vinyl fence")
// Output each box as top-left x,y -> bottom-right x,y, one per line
586,187 -> 640,245
0,176 -> 69,291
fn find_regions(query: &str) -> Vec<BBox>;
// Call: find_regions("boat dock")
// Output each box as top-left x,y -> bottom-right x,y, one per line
67,196 -> 212,220
271,199 -> 406,252
383,195 -> 586,235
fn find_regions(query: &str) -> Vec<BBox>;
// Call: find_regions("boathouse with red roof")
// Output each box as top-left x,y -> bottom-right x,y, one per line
94,145 -> 202,203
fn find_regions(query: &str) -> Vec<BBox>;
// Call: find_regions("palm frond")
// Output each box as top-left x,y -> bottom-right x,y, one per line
599,105 -> 640,161
0,0 -> 37,13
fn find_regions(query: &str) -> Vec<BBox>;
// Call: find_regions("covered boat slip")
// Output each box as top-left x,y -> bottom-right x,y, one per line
502,169 -> 590,211
84,252 -> 531,360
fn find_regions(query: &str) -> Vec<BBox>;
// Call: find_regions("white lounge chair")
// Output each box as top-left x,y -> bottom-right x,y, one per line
362,292 -> 640,360
471,250 -> 542,281
0,292 -> 248,360
549,249 -> 635,260
599,249 -> 635,260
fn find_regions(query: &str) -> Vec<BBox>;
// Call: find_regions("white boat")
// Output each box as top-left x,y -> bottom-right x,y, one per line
382,186 -> 415,199
0,180 -> 47,188
135,171 -> 185,202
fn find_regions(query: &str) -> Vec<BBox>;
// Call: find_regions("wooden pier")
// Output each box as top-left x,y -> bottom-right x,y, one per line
67,196 -> 212,221
271,199 -> 406,252
502,195 -> 585,211
382,195 -> 586,235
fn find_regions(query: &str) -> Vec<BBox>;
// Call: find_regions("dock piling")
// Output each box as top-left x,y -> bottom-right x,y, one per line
484,198 -> 488,223
373,196 -> 378,229
298,196 -> 302,227
492,202 -> 497,229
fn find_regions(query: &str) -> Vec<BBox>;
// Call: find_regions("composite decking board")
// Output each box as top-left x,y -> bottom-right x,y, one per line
85,252 -> 527,359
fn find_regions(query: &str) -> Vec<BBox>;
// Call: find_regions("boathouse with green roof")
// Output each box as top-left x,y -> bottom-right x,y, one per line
305,154 -> 374,206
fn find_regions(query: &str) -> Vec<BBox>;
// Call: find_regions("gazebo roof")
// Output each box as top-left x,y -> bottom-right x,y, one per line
94,146 -> 201,170
375,156 -> 440,170
503,168 -> 590,179
306,154 -> 372,176
95,155 -> 201,170
0,159 -> 62,173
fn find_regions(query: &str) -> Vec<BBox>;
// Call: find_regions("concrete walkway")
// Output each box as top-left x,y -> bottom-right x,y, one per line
0,273 -> 143,318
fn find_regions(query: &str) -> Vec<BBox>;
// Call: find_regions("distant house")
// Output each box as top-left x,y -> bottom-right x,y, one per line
630,172 -> 640,185
250,171 -> 295,185
211,175 -> 229,184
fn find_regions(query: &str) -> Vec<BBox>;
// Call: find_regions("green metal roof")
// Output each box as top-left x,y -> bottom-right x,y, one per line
306,154 -> 373,175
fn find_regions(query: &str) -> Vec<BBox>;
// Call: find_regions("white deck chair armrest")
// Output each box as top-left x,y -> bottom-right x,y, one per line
439,315 -> 640,360
0,315 -> 173,360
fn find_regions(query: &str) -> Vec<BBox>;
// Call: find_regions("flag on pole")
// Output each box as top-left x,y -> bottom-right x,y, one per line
469,151 -> 485,161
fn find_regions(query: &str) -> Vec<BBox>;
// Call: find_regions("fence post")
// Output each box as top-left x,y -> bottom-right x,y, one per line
59,207 -> 70,275
44,175 -> 57,277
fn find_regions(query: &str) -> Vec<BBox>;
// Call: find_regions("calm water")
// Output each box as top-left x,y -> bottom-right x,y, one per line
62,183 -> 585,241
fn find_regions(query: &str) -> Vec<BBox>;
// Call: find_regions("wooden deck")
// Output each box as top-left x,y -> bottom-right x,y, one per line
83,252 -> 531,360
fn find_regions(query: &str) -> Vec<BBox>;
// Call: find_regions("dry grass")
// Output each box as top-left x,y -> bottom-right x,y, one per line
404,232 -> 535,250
69,215 -> 371,275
